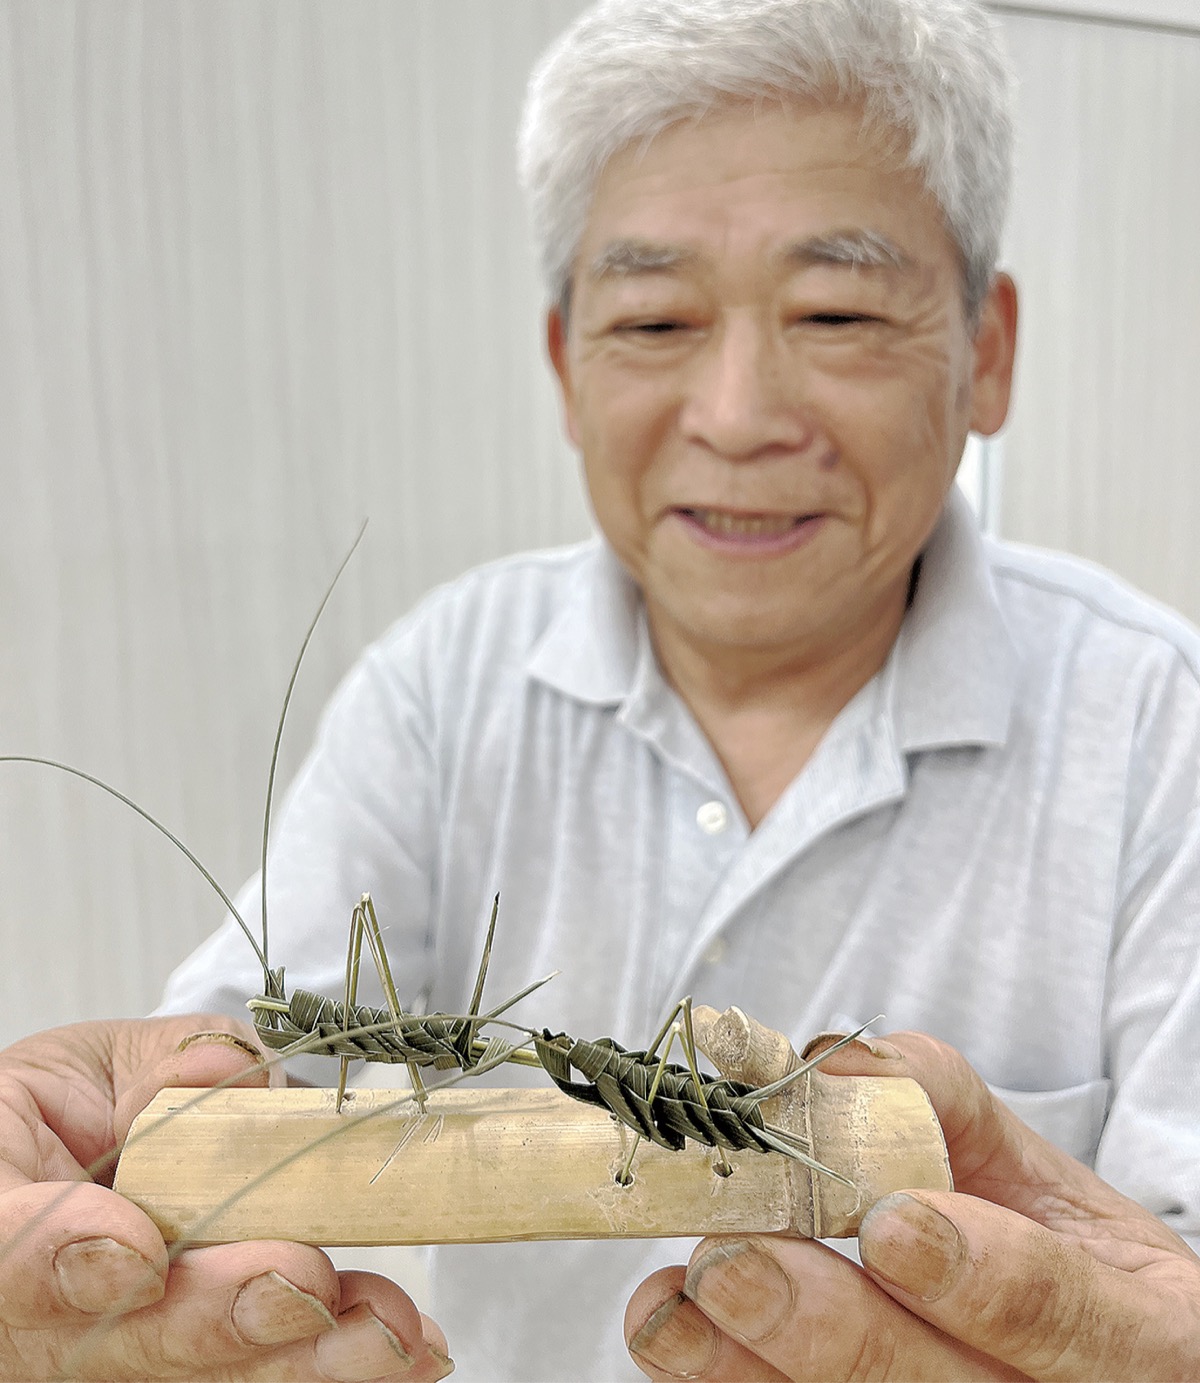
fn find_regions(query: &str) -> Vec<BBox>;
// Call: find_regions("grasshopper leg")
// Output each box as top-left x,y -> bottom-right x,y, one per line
335,899 -> 369,1112
615,996 -> 733,1185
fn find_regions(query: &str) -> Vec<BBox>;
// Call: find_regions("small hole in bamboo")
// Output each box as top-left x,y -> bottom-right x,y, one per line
614,1169 -> 636,1188
713,1161 -> 734,1179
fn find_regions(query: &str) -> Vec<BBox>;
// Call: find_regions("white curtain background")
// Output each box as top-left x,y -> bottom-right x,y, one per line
2,1 -> 1198,1048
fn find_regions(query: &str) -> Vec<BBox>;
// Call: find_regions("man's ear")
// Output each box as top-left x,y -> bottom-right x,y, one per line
969,272 -> 1019,437
546,306 -> 581,448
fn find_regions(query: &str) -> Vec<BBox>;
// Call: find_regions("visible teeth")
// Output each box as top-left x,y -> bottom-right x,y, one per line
691,510 -> 801,537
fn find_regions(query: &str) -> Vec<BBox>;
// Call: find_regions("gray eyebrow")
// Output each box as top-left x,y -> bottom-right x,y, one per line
782,230 -> 913,273
586,229 -> 914,285
586,240 -> 697,281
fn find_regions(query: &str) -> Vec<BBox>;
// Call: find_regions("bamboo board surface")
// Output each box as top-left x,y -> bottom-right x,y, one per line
115,1072 -> 950,1247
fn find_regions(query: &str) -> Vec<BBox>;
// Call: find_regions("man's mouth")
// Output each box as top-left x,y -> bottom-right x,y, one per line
678,507 -> 819,537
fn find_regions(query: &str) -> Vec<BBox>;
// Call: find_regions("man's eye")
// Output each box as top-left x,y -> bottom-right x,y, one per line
620,321 -> 682,334
804,312 -> 878,326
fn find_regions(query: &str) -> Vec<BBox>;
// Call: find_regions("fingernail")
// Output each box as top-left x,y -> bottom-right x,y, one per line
627,1291 -> 719,1379
800,1030 -> 846,1059
802,1032 -> 902,1061
232,1270 -> 336,1346
860,1192 -> 965,1301
53,1237 -> 164,1314
684,1240 -> 793,1344
176,1030 -> 266,1063
429,1346 -> 456,1379
314,1303 -> 413,1381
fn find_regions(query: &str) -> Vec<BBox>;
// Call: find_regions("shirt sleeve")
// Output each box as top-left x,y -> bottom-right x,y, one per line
1098,650 -> 1200,1249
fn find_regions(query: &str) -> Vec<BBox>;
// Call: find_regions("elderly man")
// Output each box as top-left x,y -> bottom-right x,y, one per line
1,0 -> 1198,1378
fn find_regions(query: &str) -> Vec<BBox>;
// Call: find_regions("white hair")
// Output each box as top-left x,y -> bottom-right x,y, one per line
517,0 -> 1015,322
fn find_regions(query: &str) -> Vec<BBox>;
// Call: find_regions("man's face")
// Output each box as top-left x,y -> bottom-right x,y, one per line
548,102 -> 1016,669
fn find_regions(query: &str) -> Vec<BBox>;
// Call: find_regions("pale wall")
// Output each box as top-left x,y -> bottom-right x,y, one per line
2,1 -> 1197,1045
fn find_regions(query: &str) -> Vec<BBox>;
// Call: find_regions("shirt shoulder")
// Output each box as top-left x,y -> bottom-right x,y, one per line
367,540 -> 602,685
982,537 -> 1200,848
983,534 -> 1200,684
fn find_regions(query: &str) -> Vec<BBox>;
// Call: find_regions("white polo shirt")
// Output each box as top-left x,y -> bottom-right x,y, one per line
160,489 -> 1200,1381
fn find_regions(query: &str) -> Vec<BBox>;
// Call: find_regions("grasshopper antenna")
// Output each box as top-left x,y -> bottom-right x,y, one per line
260,522 -> 368,978
0,756 -> 268,974
743,1016 -> 885,1103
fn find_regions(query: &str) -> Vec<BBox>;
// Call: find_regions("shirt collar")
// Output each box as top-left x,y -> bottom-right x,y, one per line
524,541 -> 641,704
886,485 -> 1017,752
525,485 -> 1018,751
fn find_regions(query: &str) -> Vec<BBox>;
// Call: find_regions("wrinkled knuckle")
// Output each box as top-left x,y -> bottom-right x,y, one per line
51,1317 -> 147,1382
124,1312 -> 230,1378
783,1334 -> 828,1379
779,1306 -> 870,1380
974,1263 -> 1085,1375
1163,1338 -> 1200,1380
843,1322 -> 899,1381
111,1327 -> 167,1380
1124,1301 -> 1200,1381
160,1326 -> 234,1375
0,1326 -> 50,1383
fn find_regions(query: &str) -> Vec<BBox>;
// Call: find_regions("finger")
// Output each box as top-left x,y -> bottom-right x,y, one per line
678,1235 -> 1018,1381
800,1030 -> 1025,1189
625,1266 -> 788,1381
173,1260 -> 450,1383
0,1180 -> 169,1328
859,1190 -> 1200,1382
418,1311 -> 450,1361
200,1311 -> 450,1382
798,1029 -> 1159,1234
201,1273 -> 453,1383
330,1272 -> 453,1379
16,1241 -> 345,1380
111,1030 -> 273,1150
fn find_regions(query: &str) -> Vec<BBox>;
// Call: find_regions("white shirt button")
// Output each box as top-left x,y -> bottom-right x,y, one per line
696,800 -> 729,835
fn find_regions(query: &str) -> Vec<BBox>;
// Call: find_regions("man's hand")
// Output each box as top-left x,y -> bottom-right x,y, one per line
0,1017 -> 453,1380
625,1031 -> 1200,1381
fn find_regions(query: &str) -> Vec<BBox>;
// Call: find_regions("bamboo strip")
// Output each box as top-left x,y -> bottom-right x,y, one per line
115,1071 -> 949,1247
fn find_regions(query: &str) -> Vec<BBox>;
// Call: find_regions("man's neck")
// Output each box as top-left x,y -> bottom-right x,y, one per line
648,582 -> 910,829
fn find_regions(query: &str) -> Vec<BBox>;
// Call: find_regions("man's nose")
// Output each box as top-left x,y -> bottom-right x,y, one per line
678,320 -> 814,460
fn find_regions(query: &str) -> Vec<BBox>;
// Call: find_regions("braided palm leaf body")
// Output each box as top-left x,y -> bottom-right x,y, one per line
533,1030 -> 812,1159
253,983 -> 482,1069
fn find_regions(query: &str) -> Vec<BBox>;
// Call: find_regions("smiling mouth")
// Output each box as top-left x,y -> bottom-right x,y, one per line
679,507 -> 819,537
